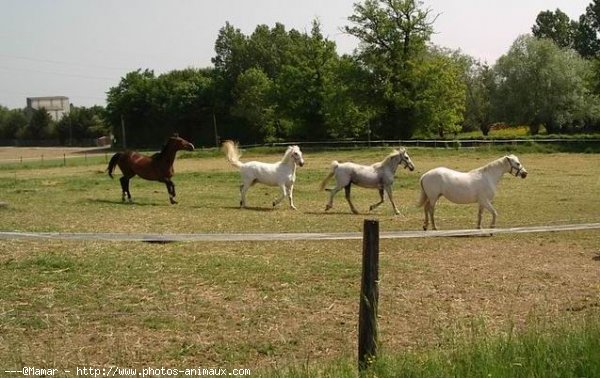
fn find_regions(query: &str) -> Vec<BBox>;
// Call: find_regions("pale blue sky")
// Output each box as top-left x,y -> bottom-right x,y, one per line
0,0 -> 590,109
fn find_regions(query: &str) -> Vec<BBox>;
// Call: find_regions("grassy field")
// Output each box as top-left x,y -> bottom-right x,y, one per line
0,145 -> 599,376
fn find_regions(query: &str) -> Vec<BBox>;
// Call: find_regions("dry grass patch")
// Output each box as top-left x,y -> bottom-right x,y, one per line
1,231 -> 599,369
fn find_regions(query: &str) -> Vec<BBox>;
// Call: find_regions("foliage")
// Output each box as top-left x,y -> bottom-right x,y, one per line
105,68 -> 217,148
231,67 -> 276,142
413,48 -> 466,138
532,3 -> 600,59
345,0 -> 438,139
0,106 -> 27,139
19,108 -> 54,140
56,105 -> 108,145
494,35 -> 600,134
92,0 -> 600,146
462,60 -> 496,135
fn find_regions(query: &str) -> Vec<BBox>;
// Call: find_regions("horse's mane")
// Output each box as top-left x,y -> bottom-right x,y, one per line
375,148 -> 405,168
476,156 -> 507,173
281,145 -> 298,161
152,137 -> 175,159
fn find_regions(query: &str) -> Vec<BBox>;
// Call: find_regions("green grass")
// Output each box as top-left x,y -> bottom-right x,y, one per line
0,146 -> 599,374
262,315 -> 600,377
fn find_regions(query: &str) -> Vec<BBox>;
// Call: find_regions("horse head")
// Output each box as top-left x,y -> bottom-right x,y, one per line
506,155 -> 527,178
287,145 -> 304,167
169,134 -> 195,152
395,148 -> 415,171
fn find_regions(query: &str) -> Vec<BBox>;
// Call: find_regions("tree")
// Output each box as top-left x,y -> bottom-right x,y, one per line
532,3 -> 600,59
0,107 -> 27,139
105,68 -> 217,147
532,9 -> 575,48
56,105 -> 108,145
463,60 -> 496,135
232,67 -> 276,142
275,20 -> 339,140
494,35 -> 600,134
414,48 -> 466,138
21,108 -> 53,140
573,12 -> 600,58
345,0 -> 438,138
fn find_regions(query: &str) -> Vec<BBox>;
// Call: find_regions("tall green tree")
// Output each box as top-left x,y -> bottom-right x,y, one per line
414,48 -> 466,138
275,20 -> 339,140
345,0 -> 437,138
232,67 -> 276,142
0,106 -> 27,139
56,105 -> 108,145
532,2 -> 600,59
21,108 -> 53,140
532,9 -> 575,48
463,60 -> 496,135
105,68 -> 217,147
494,35 -> 600,134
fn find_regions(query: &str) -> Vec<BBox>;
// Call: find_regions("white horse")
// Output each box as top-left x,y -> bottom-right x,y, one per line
320,148 -> 415,215
222,141 -> 305,210
418,154 -> 528,230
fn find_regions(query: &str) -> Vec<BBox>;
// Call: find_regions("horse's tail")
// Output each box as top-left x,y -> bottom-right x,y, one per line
319,160 -> 339,191
107,152 -> 122,178
417,175 -> 427,207
222,140 -> 243,169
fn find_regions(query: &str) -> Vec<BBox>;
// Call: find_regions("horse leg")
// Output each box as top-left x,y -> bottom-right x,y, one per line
428,198 -> 438,231
120,176 -> 132,202
369,188 -> 385,212
344,184 -> 359,214
324,185 -> 342,211
477,205 -> 484,229
422,201 -> 430,230
119,176 -> 127,202
287,183 -> 297,210
165,180 -> 177,204
384,185 -> 401,215
481,199 -> 498,228
239,184 -> 249,208
273,185 -> 288,208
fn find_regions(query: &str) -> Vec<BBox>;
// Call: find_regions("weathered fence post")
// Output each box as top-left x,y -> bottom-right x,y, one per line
358,219 -> 379,372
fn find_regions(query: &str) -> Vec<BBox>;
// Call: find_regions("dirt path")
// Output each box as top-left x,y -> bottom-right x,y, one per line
0,146 -> 110,162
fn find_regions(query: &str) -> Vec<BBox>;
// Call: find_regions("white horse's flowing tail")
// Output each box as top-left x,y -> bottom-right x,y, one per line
222,140 -> 243,168
320,161 -> 339,191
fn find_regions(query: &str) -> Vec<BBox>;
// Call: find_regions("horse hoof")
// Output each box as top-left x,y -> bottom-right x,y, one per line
170,199 -> 178,205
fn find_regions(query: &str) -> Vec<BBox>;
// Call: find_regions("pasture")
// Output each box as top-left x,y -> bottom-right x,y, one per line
0,146 -> 599,375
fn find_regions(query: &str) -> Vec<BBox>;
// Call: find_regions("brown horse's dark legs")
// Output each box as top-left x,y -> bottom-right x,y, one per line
120,177 -> 132,202
165,180 -> 177,204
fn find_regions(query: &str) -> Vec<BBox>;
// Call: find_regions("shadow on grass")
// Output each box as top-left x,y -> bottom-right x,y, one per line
217,205 -> 276,212
85,198 -> 170,207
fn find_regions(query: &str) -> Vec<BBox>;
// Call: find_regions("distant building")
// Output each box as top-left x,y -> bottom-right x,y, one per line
26,96 -> 70,121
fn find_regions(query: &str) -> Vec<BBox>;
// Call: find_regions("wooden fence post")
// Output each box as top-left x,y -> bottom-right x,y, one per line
358,219 -> 379,372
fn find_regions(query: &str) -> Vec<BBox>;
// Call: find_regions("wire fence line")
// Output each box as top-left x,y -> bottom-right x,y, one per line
1,222 -> 599,243
243,138 -> 600,149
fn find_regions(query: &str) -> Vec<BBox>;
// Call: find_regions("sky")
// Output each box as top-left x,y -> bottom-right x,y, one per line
0,0 -> 591,109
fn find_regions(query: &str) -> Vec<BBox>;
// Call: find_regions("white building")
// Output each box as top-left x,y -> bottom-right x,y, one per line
26,96 -> 70,121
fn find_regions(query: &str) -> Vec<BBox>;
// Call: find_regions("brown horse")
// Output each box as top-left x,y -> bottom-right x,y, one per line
107,134 -> 194,204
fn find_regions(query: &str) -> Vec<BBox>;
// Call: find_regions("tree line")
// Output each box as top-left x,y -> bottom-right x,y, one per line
3,0 -> 600,148
0,105 -> 108,145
